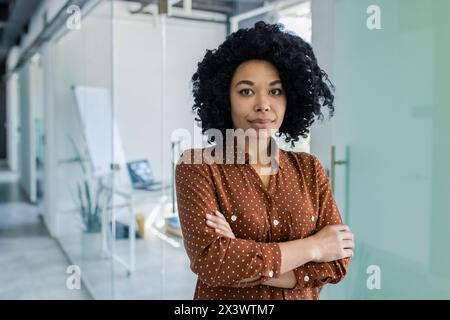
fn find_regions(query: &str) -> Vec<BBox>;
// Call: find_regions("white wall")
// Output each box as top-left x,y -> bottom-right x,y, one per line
309,0 -> 334,168
6,0 -> 68,172
7,0 -> 227,233
6,48 -> 20,172
52,1 -> 113,234
41,43 -> 58,236
17,62 -> 37,203
6,0 -> 82,232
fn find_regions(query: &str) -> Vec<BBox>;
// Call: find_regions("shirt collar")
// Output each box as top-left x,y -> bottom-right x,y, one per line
211,136 -> 285,171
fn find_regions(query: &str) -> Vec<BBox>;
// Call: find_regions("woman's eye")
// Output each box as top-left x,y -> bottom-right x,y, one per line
239,89 -> 253,96
271,88 -> 283,95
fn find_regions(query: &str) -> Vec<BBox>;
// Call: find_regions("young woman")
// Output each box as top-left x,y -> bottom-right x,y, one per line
175,21 -> 354,300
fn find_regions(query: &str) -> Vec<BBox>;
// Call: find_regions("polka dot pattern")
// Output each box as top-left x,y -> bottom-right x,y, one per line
175,142 -> 350,300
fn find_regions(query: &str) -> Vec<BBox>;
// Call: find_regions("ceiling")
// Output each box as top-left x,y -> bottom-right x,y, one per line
0,0 -> 41,64
0,0 -> 271,66
123,0 -> 268,16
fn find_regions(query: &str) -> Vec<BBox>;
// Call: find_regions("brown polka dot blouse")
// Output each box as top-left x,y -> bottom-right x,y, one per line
175,142 -> 350,300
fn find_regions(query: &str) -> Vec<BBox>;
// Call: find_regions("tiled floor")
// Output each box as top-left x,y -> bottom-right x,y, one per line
55,196 -> 197,299
0,162 -> 197,299
55,227 -> 197,299
0,164 -> 91,300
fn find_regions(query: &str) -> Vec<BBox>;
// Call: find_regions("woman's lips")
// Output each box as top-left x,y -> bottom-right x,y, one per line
248,119 -> 274,128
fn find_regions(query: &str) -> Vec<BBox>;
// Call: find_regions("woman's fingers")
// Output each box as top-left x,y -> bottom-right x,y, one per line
343,248 -> 354,258
335,224 -> 351,232
206,213 -> 232,231
205,213 -> 224,223
214,211 -> 233,230
342,239 -> 354,249
214,211 -> 232,227
206,219 -> 225,231
340,231 -> 354,241
215,228 -> 235,239
214,210 -> 226,219
206,220 -> 235,239
206,213 -> 225,226
205,212 -> 235,238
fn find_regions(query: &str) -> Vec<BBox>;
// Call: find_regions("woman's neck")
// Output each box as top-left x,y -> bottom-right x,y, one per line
244,136 -> 272,167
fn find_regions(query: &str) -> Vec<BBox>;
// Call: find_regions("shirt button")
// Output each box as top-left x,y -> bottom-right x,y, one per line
273,219 -> 279,226
304,275 -> 310,282
230,215 -> 237,222
311,216 -> 315,222
268,270 -> 274,278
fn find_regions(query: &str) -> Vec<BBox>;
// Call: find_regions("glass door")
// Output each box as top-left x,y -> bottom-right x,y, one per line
322,0 -> 450,299
53,0 -> 115,299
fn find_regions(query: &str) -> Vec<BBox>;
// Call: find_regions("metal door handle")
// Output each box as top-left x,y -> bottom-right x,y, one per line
330,145 -> 348,192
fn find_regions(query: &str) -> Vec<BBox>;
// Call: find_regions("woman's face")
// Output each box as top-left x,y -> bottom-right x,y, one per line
229,59 -> 287,137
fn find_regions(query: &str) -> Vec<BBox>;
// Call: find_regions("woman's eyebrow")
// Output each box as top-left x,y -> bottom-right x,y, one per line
235,80 -> 254,87
269,79 -> 282,86
235,79 -> 282,87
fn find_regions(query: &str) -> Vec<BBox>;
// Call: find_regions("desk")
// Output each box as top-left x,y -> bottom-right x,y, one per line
101,183 -> 174,276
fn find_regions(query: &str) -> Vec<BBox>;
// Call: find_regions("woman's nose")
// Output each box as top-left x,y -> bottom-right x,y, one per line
256,105 -> 270,111
254,103 -> 270,112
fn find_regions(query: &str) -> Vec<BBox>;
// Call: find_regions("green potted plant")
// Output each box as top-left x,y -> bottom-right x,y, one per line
76,179 -> 103,233
68,135 -> 106,233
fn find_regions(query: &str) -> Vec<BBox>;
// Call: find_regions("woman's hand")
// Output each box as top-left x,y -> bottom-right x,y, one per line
205,210 -> 236,239
308,224 -> 354,263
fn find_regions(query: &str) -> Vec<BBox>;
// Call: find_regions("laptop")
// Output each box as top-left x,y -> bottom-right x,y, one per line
126,159 -> 169,191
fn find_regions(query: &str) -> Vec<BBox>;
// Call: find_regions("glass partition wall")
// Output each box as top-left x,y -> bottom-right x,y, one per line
107,0 -> 313,299
47,0 -> 450,300
323,0 -> 450,299
53,0 -> 115,299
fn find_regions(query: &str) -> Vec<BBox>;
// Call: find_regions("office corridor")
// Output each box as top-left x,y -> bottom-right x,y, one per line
0,162 -> 91,299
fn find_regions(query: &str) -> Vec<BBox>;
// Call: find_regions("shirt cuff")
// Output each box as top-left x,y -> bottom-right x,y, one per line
260,242 -> 282,280
237,242 -> 282,287
292,262 -> 335,289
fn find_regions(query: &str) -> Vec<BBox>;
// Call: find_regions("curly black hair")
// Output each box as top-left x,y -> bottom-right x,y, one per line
191,20 -> 335,146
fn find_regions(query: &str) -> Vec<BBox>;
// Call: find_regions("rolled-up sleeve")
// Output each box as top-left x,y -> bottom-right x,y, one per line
175,149 -> 282,288
292,155 -> 350,289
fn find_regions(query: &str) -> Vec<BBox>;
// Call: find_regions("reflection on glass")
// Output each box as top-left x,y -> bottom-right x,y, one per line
325,0 -> 450,299
54,0 -> 114,299
46,0 -> 449,300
